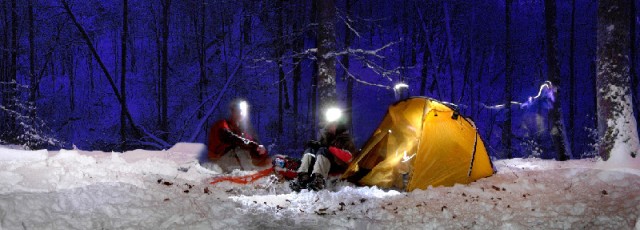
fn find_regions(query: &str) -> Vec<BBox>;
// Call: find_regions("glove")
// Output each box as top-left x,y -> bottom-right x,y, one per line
306,140 -> 322,149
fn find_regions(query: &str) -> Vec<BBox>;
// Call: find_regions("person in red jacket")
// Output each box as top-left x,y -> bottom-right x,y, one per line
290,107 -> 357,191
206,100 -> 269,172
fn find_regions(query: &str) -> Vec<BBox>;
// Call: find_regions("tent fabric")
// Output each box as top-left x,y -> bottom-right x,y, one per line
342,97 -> 494,191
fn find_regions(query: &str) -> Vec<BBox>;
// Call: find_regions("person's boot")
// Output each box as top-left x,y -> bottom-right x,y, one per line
289,172 -> 310,192
307,173 -> 325,191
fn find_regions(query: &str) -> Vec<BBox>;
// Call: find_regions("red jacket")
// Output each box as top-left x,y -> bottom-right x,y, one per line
207,119 -> 258,160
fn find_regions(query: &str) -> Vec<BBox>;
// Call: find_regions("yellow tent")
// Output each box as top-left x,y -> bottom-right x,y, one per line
342,97 -> 494,191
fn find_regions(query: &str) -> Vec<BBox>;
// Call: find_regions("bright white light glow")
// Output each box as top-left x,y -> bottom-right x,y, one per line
239,101 -> 248,118
401,151 -> 417,163
325,107 -> 343,123
394,83 -> 409,90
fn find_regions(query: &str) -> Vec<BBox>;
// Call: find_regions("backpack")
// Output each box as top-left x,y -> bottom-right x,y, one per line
272,154 -> 301,180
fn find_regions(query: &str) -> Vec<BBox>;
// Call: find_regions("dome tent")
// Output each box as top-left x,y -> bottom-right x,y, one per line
342,97 -> 494,191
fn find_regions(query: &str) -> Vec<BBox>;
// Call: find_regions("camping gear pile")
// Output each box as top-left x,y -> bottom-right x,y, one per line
210,97 -> 494,191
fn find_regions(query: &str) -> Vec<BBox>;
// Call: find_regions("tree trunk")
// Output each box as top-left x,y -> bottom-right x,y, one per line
596,0 -> 640,161
309,0 -> 318,132
28,0 -> 36,121
444,2 -> 456,102
120,0 -> 129,150
278,63 -> 284,134
344,0 -> 353,129
0,1 -> 8,134
242,1 -> 251,45
89,49 -> 94,92
160,0 -> 171,141
416,7 -> 434,97
420,37 -> 431,96
631,0 -> 639,137
503,0 -> 514,159
69,51 -> 75,112
459,46 -> 471,103
474,50 -> 487,118
8,0 -> 15,81
198,0 -> 206,120
316,0 -> 337,114
154,12 -> 161,126
1,1 -> 5,108
276,0 -> 289,135
399,0 -> 408,82
569,0 -> 577,155
544,0 -> 571,160
8,0 -> 17,131
292,1 -> 304,143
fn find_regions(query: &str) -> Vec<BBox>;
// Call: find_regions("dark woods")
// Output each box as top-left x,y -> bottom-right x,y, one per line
0,0 -> 637,160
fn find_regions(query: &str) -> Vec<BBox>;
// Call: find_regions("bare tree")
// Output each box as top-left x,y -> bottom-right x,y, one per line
1,1 -> 5,113
7,0 -> 17,132
0,1 -> 7,134
416,5 -> 438,98
596,0 -> 640,161
67,48 -> 75,112
197,0 -> 206,120
292,1 -> 304,142
316,0 -> 337,113
276,0 -> 290,135
28,0 -> 36,121
160,0 -> 171,141
343,0 -> 353,129
503,0 -> 514,159
544,0 -> 571,160
310,0 -> 318,132
444,2 -> 457,102
631,0 -> 639,135
569,0 -> 577,155
120,0 -> 129,150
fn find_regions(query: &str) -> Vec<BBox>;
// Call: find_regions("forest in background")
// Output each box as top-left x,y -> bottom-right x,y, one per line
0,0 -> 638,160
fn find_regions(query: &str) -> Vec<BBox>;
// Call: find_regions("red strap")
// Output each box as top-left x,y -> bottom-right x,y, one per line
209,167 -> 275,185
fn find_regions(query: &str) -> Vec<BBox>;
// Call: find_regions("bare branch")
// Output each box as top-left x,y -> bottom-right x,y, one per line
337,58 -> 392,89
337,10 -> 361,38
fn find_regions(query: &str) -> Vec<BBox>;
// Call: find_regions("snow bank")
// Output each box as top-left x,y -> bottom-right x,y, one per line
0,146 -> 639,229
0,148 -> 47,162
0,143 -> 218,195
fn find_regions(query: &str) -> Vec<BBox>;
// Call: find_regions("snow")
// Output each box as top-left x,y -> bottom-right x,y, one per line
600,85 -> 640,169
0,148 -> 47,162
1,145 -> 639,229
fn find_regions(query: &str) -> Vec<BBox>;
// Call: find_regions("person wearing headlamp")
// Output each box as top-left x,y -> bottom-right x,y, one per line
290,106 -> 357,191
206,99 -> 269,172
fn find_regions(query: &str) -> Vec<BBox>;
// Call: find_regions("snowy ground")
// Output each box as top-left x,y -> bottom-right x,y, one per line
0,143 -> 639,229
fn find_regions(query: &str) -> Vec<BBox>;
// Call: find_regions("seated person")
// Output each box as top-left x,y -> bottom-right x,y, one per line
290,107 -> 357,191
206,99 -> 269,172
